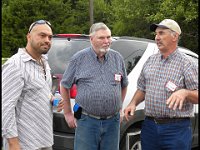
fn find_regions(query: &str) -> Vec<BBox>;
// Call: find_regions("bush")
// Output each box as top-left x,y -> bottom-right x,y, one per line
2,58 -> 9,64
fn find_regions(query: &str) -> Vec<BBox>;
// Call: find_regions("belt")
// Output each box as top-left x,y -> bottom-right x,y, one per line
146,116 -> 190,124
82,111 -> 118,120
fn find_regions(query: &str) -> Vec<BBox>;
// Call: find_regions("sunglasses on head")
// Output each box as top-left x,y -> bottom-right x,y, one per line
28,20 -> 51,33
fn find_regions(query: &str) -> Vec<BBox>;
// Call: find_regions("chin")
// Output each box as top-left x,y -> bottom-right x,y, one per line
100,48 -> 110,53
42,49 -> 49,54
43,51 -> 48,55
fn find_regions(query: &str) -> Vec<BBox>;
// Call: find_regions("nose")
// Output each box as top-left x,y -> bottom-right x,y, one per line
104,37 -> 111,45
103,37 -> 108,43
44,36 -> 52,43
155,34 -> 160,41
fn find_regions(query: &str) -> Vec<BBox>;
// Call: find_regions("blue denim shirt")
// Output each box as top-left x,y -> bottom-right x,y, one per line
61,47 -> 128,116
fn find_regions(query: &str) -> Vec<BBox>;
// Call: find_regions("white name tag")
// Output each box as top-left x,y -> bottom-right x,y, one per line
115,74 -> 122,82
165,81 -> 177,92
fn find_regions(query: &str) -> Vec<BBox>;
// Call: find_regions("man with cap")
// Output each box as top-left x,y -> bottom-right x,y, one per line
124,19 -> 198,150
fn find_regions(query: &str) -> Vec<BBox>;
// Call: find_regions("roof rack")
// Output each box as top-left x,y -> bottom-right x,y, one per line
53,34 -> 89,38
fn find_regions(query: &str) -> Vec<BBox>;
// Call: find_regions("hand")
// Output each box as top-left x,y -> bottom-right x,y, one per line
119,109 -> 123,123
64,112 -> 77,128
9,144 -> 21,150
57,98 -> 64,112
166,89 -> 188,110
8,137 -> 21,150
124,104 -> 136,121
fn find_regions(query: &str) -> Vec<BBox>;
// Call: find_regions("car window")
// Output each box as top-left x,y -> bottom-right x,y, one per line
48,38 -> 148,75
111,39 -> 147,74
48,38 -> 90,74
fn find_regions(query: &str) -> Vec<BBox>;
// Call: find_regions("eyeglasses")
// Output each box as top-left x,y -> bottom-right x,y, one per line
28,20 -> 51,33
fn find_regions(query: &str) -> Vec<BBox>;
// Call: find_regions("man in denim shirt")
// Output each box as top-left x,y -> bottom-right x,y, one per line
60,22 -> 128,150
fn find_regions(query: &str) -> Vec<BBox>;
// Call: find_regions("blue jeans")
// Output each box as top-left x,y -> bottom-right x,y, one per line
74,113 -> 120,150
141,117 -> 192,150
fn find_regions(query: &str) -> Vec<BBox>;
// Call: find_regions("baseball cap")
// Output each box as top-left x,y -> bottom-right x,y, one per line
150,19 -> 181,35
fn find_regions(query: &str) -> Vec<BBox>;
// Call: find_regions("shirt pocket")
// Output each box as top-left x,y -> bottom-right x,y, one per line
108,70 -> 123,86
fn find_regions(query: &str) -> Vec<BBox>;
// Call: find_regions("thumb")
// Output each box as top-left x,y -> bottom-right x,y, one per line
130,109 -> 134,116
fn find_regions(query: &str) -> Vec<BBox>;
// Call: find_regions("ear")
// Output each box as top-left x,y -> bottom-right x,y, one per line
172,33 -> 179,42
89,36 -> 93,42
26,33 -> 31,41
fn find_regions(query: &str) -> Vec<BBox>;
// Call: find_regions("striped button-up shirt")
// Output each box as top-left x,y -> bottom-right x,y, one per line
2,48 -> 53,149
138,49 -> 198,118
61,47 -> 128,116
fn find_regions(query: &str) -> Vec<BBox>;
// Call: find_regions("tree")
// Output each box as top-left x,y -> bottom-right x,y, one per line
2,0 -> 198,57
107,0 -> 198,54
147,0 -> 198,54
2,0 -> 72,57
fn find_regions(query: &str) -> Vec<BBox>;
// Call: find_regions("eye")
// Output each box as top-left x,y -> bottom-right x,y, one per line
40,34 -> 46,38
99,37 -> 104,40
48,36 -> 52,40
107,36 -> 111,39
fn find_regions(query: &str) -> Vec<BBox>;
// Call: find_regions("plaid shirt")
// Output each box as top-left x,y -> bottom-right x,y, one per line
138,49 -> 198,118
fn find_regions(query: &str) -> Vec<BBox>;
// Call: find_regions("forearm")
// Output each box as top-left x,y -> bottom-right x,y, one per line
121,86 -> 128,102
60,85 -> 72,114
129,89 -> 145,107
185,89 -> 198,104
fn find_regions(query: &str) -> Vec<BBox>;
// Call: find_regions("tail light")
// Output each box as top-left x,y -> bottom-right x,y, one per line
70,84 -> 77,98
52,74 -> 77,98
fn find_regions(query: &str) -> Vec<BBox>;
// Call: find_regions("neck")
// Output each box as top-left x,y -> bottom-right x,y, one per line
160,46 -> 177,59
25,47 -> 41,61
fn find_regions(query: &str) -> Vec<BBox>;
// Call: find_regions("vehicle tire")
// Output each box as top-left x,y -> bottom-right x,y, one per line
128,134 -> 141,150
120,129 -> 141,150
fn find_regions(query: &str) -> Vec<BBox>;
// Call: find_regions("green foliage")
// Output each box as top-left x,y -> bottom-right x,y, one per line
108,0 -> 198,54
2,0 -> 199,57
2,0 -> 73,57
145,0 -> 198,54
2,58 -> 9,64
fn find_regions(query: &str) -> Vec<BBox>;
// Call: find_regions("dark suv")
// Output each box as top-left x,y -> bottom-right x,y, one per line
48,34 -> 199,150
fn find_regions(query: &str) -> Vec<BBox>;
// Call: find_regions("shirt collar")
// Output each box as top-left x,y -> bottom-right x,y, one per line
89,47 -> 109,61
19,48 -> 48,62
160,48 -> 179,61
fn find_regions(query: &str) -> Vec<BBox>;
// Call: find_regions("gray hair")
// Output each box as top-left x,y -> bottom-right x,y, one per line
89,22 -> 111,36
169,29 -> 181,42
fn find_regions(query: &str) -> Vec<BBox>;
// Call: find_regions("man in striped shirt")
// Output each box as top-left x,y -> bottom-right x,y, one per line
124,19 -> 198,150
60,22 -> 128,150
2,20 -> 64,150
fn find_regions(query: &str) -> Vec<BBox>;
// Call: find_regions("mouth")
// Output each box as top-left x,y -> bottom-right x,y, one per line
103,43 -> 110,47
156,42 -> 162,47
41,44 -> 50,49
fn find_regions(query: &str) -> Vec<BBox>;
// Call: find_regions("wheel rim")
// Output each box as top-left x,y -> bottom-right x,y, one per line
130,141 -> 142,150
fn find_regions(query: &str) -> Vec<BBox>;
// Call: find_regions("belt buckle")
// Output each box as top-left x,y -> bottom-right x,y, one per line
100,116 -> 107,120
99,114 -> 113,120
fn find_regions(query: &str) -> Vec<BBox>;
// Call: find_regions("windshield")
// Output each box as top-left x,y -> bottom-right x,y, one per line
48,38 -> 91,74
48,38 -> 148,75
